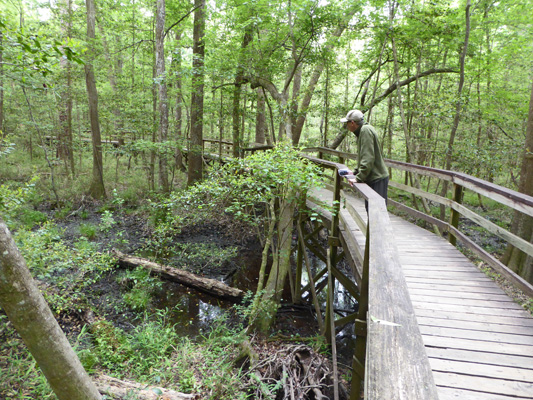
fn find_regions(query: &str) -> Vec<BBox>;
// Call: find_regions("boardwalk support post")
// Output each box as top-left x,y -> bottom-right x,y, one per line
449,183 -> 463,246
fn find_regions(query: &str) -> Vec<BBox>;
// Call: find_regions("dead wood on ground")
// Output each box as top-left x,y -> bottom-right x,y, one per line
95,374 -> 196,400
112,249 -> 244,301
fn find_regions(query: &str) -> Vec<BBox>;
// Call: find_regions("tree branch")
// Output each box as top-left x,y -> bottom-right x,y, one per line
164,4 -> 202,39
362,67 -> 458,112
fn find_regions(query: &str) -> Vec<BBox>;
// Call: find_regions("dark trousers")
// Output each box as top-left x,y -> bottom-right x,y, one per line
365,177 -> 389,211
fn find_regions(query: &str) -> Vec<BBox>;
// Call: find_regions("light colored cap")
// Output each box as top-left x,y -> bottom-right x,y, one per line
340,109 -> 364,123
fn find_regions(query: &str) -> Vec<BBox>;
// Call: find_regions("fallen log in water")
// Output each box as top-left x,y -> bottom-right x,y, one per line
95,374 -> 196,400
112,249 -> 244,301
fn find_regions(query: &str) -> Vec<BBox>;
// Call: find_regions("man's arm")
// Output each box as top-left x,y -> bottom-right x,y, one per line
356,128 -> 375,182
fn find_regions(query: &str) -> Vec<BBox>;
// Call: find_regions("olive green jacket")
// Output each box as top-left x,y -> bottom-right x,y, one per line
355,124 -> 389,183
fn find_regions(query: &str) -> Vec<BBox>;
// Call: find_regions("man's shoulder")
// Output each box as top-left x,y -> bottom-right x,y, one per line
360,124 -> 377,136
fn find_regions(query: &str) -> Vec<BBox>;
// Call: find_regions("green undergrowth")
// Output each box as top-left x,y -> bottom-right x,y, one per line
0,176 -> 255,400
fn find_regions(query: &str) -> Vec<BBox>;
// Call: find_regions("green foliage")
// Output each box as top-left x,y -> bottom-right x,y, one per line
76,310 -> 248,398
79,222 -> 98,240
118,267 -> 162,310
0,176 -> 41,228
14,223 -> 114,314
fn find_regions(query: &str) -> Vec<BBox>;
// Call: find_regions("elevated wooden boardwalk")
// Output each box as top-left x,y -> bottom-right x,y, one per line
309,187 -> 533,400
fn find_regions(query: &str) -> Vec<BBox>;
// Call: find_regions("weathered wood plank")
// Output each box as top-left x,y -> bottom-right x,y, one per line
410,294 -> 527,309
412,301 -> 533,319
413,307 -> 533,326
422,335 -> 533,357
406,281 -> 506,295
406,276 -> 503,288
429,357 -> 533,382
420,325 -> 533,345
409,287 -> 516,301
432,371 -> 533,398
437,386 -> 533,400
416,316 -> 533,335
425,347 -> 533,369
403,271 -> 495,280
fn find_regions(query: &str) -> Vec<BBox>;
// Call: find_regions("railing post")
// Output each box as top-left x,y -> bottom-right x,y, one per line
449,183 -> 463,246
350,224 -> 370,400
350,223 -> 369,400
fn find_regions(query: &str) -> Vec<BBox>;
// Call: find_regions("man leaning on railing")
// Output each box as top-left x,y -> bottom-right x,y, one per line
339,109 -> 389,208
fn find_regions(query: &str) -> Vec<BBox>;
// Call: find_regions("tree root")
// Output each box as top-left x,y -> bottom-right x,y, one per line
240,339 -> 349,400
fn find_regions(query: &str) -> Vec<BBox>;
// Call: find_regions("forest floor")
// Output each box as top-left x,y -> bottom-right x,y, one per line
1,199 -> 348,399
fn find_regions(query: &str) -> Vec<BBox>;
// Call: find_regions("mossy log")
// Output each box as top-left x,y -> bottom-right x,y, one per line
112,250 -> 244,301
95,374 -> 196,400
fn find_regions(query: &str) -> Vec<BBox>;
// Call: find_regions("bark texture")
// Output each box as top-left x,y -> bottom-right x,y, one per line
503,80 -> 533,283
113,250 -> 244,301
187,0 -> 206,186
85,0 -> 106,199
95,374 -> 195,400
0,219 -> 102,400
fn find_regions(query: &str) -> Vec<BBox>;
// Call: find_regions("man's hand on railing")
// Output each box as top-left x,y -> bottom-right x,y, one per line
338,168 -> 358,187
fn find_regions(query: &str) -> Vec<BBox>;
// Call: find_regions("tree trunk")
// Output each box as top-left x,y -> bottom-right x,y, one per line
85,0 -> 106,199
502,80 -> 533,283
187,0 -> 205,186
173,30 -> 186,172
0,31 -> 5,138
255,87 -> 266,144
439,0 -> 471,220
156,0 -> 169,192
58,0 -> 75,176
232,25 -> 254,157
255,196 -> 296,332
0,219 -> 102,400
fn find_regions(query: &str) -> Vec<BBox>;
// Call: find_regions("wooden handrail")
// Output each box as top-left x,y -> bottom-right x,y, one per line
302,147 -> 533,297
303,153 -> 438,400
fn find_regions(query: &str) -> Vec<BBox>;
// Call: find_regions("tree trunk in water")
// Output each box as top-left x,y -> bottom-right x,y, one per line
85,0 -> 106,199
0,219 -> 102,400
502,80 -> 533,284
255,197 -> 295,333
187,0 -> 205,186
156,0 -> 169,192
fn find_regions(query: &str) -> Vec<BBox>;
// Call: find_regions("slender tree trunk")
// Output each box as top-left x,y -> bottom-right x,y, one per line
0,219 -> 102,400
232,26 -> 253,157
173,30 -> 186,172
256,196 -> 296,333
85,0 -> 106,199
58,0 -> 74,176
440,0 -> 471,219
502,80 -> 533,283
187,0 -> 205,186
0,31 -> 5,138
255,87 -> 266,144
97,16 -> 122,133
156,0 -> 169,192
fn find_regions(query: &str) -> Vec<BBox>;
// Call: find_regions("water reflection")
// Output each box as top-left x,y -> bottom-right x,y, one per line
149,246 -> 358,345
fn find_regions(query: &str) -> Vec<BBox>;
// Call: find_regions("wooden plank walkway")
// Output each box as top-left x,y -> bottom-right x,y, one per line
309,188 -> 533,400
